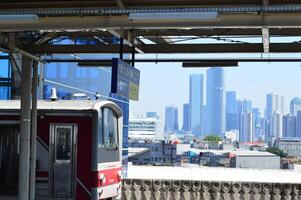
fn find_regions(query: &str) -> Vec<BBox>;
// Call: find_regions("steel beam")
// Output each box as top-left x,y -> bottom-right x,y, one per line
19,56 -> 33,200
15,28 -> 301,38
2,13 -> 301,31
2,0 -> 301,10
27,43 -> 301,54
51,58 -> 301,63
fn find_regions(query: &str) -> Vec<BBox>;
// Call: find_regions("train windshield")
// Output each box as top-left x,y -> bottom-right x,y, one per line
102,107 -> 118,150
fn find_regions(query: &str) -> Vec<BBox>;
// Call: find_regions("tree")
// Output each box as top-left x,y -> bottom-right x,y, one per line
204,135 -> 222,142
266,147 -> 288,158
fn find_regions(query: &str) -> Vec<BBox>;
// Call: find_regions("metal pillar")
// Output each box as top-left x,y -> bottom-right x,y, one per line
119,38 -> 124,60
37,62 -> 44,99
131,45 -> 135,67
18,56 -> 33,200
29,61 -> 38,200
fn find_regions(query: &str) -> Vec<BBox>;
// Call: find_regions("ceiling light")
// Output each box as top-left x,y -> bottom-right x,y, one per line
129,12 -> 218,21
0,14 -> 39,23
182,61 -> 238,68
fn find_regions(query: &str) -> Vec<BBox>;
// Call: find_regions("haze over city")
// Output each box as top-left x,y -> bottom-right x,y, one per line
130,61 -> 301,128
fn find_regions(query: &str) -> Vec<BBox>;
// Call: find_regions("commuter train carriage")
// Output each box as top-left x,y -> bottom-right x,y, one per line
0,100 -> 123,200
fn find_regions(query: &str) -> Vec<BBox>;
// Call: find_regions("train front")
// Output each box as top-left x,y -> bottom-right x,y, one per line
92,102 -> 123,200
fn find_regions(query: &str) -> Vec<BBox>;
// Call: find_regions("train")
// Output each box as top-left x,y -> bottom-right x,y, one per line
0,100 -> 123,200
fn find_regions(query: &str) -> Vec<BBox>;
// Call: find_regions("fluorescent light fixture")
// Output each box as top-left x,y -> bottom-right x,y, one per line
129,12 -> 218,21
262,27 -> 270,53
182,61 -> 238,68
78,60 -> 112,67
0,14 -> 39,23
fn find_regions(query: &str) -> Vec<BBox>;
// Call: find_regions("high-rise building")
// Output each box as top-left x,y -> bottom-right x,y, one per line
240,112 -> 253,142
206,68 -> 225,137
297,111 -> 301,138
290,97 -> 301,116
242,99 -> 252,113
282,113 -> 296,138
146,112 -> 157,118
266,94 -> 274,120
182,103 -> 190,132
271,111 -> 283,141
164,106 -> 179,133
252,108 -> 261,141
280,96 -> 285,113
266,93 -> 285,144
226,91 -> 238,131
189,74 -> 204,136
129,117 -> 161,140
266,93 -> 284,118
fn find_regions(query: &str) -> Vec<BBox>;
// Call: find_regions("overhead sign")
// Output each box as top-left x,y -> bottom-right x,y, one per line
111,58 -> 140,101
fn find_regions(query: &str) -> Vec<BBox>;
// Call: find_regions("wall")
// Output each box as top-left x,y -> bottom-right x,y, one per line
235,156 -> 280,169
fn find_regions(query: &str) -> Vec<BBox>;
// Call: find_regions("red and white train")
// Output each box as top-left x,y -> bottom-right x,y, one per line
0,100 -> 123,200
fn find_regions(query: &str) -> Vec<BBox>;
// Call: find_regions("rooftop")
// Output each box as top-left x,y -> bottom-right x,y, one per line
0,100 -> 112,111
128,147 -> 150,158
127,165 -> 301,183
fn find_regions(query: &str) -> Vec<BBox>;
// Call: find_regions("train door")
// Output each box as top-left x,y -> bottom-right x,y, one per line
0,124 -> 19,196
50,124 -> 77,199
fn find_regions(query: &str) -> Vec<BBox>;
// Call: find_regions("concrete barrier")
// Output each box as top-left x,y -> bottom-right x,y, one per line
121,179 -> 301,200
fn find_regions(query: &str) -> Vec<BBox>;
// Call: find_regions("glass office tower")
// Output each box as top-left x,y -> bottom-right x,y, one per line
206,68 -> 225,137
0,54 -> 11,100
189,74 -> 204,137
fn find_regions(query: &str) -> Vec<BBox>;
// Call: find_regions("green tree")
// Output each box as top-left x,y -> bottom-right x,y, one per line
204,135 -> 222,142
266,147 -> 288,158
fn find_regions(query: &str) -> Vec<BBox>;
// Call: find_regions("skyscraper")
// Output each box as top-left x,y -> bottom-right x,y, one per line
266,93 -> 284,143
164,106 -> 179,133
297,111 -> 301,138
189,74 -> 204,137
146,112 -> 157,118
290,97 -> 301,116
266,93 -> 274,120
206,68 -> 225,137
271,111 -> 283,141
252,108 -> 261,141
240,112 -> 253,142
282,113 -> 296,138
226,91 -> 238,131
242,99 -> 252,113
182,103 -> 190,132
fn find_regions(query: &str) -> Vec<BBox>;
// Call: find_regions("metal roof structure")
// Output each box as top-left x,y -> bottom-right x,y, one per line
2,0 -> 301,59
0,100 -> 119,111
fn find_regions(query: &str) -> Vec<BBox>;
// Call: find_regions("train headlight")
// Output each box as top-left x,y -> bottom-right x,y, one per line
117,170 -> 122,182
98,173 -> 106,186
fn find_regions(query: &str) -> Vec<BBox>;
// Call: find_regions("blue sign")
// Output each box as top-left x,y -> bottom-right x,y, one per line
111,58 -> 140,101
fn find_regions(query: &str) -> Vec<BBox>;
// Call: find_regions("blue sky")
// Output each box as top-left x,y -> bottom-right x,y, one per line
130,55 -> 301,128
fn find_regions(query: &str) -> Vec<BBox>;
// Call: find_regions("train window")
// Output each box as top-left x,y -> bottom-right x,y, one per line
56,128 -> 71,160
98,110 -> 104,148
103,107 -> 118,150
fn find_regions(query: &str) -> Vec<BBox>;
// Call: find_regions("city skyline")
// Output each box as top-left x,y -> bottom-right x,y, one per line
130,62 -> 301,130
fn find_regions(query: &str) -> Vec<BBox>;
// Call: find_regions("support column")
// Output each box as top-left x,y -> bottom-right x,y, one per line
29,61 -> 38,200
131,45 -> 135,67
18,56 -> 33,200
119,38 -> 124,60
37,62 -> 44,99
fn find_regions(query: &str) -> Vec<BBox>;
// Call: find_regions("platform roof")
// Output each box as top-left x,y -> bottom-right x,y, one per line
1,1 -> 301,57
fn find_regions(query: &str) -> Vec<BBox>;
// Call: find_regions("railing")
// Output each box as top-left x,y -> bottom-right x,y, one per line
122,179 -> 301,200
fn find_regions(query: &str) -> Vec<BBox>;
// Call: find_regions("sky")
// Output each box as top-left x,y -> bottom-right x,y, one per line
130,54 -> 301,129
